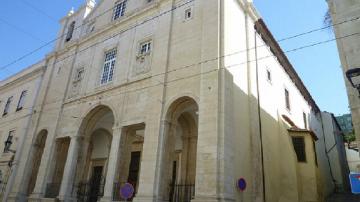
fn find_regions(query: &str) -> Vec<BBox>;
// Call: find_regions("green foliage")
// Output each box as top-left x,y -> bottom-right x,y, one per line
344,131 -> 356,143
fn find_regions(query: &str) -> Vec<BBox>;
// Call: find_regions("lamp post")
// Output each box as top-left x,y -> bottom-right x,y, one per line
4,140 -> 16,167
346,68 -> 360,97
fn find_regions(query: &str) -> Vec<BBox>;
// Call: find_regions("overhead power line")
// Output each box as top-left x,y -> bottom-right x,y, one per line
1,29 -> 360,127
0,17 -> 43,42
0,0 -> 359,75
20,0 -> 58,23
0,0 -> 195,73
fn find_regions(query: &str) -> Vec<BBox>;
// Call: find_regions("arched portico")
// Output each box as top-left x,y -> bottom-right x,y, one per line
158,96 -> 199,202
57,105 -> 116,202
27,130 -> 48,196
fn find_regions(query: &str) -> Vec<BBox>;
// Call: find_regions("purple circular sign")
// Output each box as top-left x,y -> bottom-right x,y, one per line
237,178 -> 247,191
120,183 -> 135,199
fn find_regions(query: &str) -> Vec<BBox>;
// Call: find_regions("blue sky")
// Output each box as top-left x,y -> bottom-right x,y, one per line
0,0 -> 349,115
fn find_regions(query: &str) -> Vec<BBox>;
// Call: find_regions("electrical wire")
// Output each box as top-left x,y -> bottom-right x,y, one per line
0,0 -> 359,75
19,0 -> 58,23
0,30 -> 360,126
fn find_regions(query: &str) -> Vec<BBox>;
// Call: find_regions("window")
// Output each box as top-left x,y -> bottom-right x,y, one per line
75,68 -> 84,82
292,137 -> 306,162
113,0 -> 127,20
266,69 -> 272,83
139,41 -> 151,55
3,96 -> 13,116
285,88 -> 290,111
185,8 -> 192,20
4,130 -> 14,153
303,112 -> 307,129
100,49 -> 117,85
16,90 -> 27,111
65,21 -> 76,42
313,141 -> 318,166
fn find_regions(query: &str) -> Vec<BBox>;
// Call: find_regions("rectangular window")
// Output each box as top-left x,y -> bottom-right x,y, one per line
140,41 -> 151,55
285,88 -> 290,111
185,8 -> 192,20
113,0 -> 127,20
65,21 -> 75,42
303,112 -> 307,129
75,68 -> 84,82
4,130 -> 14,153
292,137 -> 306,162
313,141 -> 318,166
3,96 -> 13,116
100,49 -> 117,85
266,69 -> 272,83
16,90 -> 27,111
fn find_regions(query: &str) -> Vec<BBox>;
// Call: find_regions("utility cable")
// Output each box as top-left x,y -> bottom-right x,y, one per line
0,0 -> 359,74
1,30 -> 360,126
19,0 -> 58,23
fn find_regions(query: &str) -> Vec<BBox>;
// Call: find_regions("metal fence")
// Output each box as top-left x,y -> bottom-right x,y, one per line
169,184 -> 195,202
76,177 -> 105,202
44,183 -> 61,198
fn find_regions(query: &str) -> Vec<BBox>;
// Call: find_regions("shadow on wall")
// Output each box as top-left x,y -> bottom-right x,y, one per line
232,81 -> 324,202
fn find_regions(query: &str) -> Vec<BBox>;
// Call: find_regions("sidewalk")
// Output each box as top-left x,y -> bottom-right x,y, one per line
326,193 -> 360,202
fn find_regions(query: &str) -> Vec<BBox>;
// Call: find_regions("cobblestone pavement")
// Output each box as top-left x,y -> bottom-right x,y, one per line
326,193 -> 360,202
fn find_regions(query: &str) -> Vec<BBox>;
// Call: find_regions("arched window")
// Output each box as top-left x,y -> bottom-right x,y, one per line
65,21 -> 75,42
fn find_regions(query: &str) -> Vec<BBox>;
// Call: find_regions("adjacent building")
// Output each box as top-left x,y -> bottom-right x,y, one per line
0,0 -> 349,201
0,61 -> 46,198
327,0 -> 360,162
321,112 -> 350,192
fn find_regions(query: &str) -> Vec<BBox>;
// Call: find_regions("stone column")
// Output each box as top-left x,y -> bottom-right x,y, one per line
57,135 -> 81,201
100,127 -> 123,202
133,120 -> 170,202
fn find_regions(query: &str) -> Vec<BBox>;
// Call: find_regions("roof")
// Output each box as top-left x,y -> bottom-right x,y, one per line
282,115 -> 319,141
254,19 -> 321,113
288,127 -> 319,141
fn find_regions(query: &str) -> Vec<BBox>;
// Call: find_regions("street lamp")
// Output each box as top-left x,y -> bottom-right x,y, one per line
346,68 -> 360,96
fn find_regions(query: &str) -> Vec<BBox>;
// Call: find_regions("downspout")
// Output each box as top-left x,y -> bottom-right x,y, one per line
154,0 -> 175,199
254,29 -> 266,202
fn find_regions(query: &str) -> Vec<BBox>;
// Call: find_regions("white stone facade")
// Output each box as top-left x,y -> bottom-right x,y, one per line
0,0 -> 342,202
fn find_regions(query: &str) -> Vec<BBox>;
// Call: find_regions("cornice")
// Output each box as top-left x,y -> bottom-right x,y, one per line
0,66 -> 46,91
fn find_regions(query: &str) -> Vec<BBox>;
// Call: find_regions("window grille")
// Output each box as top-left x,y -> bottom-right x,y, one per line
100,49 -> 117,85
113,0 -> 127,20
140,41 -> 151,55
292,137 -> 306,162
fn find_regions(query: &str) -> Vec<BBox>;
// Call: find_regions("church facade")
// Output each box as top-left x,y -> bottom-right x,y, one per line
0,0 -> 344,202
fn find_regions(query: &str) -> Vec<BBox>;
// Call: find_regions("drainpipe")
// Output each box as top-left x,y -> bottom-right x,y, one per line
254,29 -> 266,202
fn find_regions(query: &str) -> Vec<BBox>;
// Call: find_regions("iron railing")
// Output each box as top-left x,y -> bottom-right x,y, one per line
169,184 -> 195,202
76,177 -> 105,202
44,183 -> 61,198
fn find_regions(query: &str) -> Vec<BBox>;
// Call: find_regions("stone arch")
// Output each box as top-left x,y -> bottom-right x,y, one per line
74,104 -> 116,201
27,129 -> 48,196
158,96 -> 199,201
77,104 -> 116,137
163,94 -> 199,120
78,102 -> 118,130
